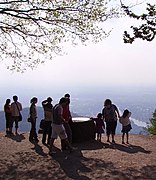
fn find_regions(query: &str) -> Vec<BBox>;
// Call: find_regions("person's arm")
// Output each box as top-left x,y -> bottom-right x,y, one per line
128,112 -> 131,118
102,119 -> 105,129
90,117 -> 96,121
69,110 -> 72,120
42,100 -> 47,106
19,102 -> 22,111
30,105 -> 37,120
58,106 -> 65,122
114,105 -> 120,118
102,108 -> 105,120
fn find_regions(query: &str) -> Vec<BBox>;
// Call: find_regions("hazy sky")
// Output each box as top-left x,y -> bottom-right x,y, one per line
0,0 -> 156,107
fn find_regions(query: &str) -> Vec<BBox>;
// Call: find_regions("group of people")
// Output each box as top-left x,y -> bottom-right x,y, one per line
4,95 -> 132,154
27,93 -> 73,154
92,99 -> 132,144
4,96 -> 22,135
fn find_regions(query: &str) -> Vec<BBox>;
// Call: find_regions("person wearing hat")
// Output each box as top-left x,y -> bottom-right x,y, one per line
42,97 -> 53,145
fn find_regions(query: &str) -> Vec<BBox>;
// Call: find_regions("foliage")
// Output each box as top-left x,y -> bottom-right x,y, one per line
0,0 -> 119,72
147,109 -> 156,135
122,3 -> 156,44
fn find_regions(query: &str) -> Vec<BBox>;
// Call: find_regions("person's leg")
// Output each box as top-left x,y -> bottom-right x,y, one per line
62,138 -> 73,152
33,121 -> 38,142
47,122 -> 52,145
66,123 -> 72,144
49,124 -> 58,154
42,121 -> 48,144
15,117 -> 19,134
49,138 -> 55,149
6,116 -> 9,134
29,121 -> 38,142
99,133 -> 102,142
29,122 -> 34,141
112,134 -> 115,143
8,116 -> 12,134
106,122 -> 110,142
49,138 -> 56,154
126,132 -> 129,144
97,133 -> 99,141
58,124 -> 73,152
9,116 -> 13,134
112,121 -> 117,143
122,133 -> 125,144
61,123 -> 72,150
11,117 -> 15,134
61,123 -> 66,150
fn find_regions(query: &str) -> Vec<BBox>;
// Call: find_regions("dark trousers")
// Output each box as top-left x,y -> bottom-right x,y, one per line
42,121 -> 52,144
29,121 -> 38,140
106,121 -> 117,135
12,116 -> 19,129
5,114 -> 12,129
61,122 -> 72,150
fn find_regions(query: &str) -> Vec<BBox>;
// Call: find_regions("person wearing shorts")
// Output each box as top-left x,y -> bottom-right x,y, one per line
102,99 -> 120,143
11,95 -> 22,135
49,97 -> 73,155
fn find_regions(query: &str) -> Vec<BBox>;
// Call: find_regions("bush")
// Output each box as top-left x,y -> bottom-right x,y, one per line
147,109 -> 156,135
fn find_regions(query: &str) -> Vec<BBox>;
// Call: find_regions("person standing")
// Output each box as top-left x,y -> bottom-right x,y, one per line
4,99 -> 12,135
102,99 -> 120,143
42,97 -> 53,145
91,113 -> 105,142
29,97 -> 39,142
119,109 -> 132,144
11,95 -> 22,135
49,97 -> 73,155
61,93 -> 73,150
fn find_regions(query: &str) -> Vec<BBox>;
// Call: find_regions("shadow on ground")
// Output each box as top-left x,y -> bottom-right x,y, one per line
0,140 -> 155,179
5,133 -> 25,142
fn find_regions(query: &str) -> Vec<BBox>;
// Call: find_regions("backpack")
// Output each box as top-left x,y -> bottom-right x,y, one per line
103,105 -> 117,122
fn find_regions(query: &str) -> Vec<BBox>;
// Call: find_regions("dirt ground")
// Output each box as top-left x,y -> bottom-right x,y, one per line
0,132 -> 156,180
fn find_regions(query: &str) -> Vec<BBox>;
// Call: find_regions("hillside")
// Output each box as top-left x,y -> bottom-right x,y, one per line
0,132 -> 155,179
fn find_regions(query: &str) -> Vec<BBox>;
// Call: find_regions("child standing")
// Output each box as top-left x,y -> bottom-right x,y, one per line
91,113 -> 105,142
119,109 -> 132,144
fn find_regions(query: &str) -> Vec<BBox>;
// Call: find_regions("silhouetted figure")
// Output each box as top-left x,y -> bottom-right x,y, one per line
49,97 -> 73,155
4,99 -> 12,135
61,93 -> 73,150
91,113 -> 105,142
102,99 -> 120,143
29,97 -> 39,143
119,109 -> 132,144
11,96 -> 22,135
42,97 -> 53,145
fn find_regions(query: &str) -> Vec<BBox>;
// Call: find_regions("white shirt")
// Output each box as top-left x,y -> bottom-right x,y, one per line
119,112 -> 131,126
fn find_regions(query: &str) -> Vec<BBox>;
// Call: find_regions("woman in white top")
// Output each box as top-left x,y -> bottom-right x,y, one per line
119,109 -> 132,144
